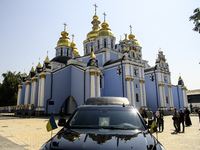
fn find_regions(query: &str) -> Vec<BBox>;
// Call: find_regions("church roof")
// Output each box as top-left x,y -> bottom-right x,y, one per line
103,58 -> 122,66
51,56 -> 71,64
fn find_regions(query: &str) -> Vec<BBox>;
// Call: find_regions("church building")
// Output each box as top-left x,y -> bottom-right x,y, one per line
16,5 -> 188,115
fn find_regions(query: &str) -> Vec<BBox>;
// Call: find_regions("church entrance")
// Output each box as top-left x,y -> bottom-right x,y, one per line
61,96 -> 77,115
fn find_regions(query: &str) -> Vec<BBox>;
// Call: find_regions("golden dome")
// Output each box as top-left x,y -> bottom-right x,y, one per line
134,39 -> 140,47
22,72 -> 27,77
37,62 -> 42,68
97,21 -> 114,37
128,33 -> 135,40
87,14 -> 101,39
57,30 -> 71,47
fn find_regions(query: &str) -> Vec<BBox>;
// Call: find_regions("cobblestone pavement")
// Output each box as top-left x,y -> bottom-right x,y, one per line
0,114 -> 199,150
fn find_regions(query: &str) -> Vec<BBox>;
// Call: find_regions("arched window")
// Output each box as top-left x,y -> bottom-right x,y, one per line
111,40 -> 113,49
104,39 -> 106,48
67,48 -> 69,56
98,40 -> 100,49
86,46 -> 88,54
60,48 -> 63,56
136,93 -> 139,102
91,45 -> 94,52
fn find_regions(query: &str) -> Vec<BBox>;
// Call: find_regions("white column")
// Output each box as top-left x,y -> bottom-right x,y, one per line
182,87 -> 188,108
24,81 -> 31,105
37,77 -> 41,106
17,85 -> 22,105
90,71 -> 95,97
125,77 -> 131,103
158,83 -> 163,107
30,77 -> 38,106
39,73 -> 46,107
162,84 -> 166,107
97,72 -> 101,97
140,79 -> 144,107
143,80 -> 147,107
131,78 -> 135,106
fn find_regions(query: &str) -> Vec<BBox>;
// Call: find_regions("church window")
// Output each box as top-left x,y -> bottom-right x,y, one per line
86,46 -> 88,54
66,48 -> 69,56
115,45 -> 117,49
166,96 -> 169,103
104,39 -> 107,48
111,40 -> 113,49
60,48 -> 63,56
136,93 -> 139,102
100,75 -> 104,89
134,68 -> 138,76
91,45 -> 94,52
98,40 -> 100,49
133,52 -> 135,57
136,84 -> 138,88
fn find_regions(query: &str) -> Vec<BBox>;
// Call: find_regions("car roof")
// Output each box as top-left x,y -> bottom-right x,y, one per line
85,97 -> 130,106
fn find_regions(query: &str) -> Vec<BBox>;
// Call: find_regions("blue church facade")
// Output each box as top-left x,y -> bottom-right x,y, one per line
16,7 -> 188,115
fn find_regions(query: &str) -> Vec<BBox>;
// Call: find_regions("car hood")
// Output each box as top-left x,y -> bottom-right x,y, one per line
48,128 -> 164,150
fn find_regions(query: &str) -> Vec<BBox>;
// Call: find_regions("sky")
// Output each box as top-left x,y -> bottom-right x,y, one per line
0,0 -> 199,90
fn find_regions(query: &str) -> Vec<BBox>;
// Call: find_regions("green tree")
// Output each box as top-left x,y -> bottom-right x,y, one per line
189,7 -> 200,33
0,71 -> 21,106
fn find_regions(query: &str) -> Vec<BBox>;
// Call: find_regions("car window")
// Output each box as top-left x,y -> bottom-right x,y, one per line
68,107 -> 145,130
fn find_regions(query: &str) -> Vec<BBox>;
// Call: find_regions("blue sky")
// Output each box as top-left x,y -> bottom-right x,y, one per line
0,0 -> 199,90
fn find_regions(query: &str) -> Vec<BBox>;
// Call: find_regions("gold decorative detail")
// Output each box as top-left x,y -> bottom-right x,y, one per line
32,78 -> 38,82
97,72 -> 101,76
143,80 -> 145,83
182,87 -> 187,90
131,78 -> 134,81
90,71 -> 95,75
39,73 -> 46,78
89,51 -> 96,59
26,81 -> 31,85
125,77 -> 130,81
158,83 -> 162,86
18,85 -> 22,89
139,79 -> 143,83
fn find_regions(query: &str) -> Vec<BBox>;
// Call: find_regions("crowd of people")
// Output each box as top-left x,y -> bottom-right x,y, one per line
140,107 -> 195,133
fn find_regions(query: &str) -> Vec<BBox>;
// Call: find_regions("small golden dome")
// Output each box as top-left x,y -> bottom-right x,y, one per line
37,62 -> 42,68
128,33 -> 135,40
89,51 -> 96,59
57,30 -> 71,47
134,39 -> 140,47
22,72 -> 27,77
44,55 -> 50,63
97,21 -> 114,37
30,66 -> 35,72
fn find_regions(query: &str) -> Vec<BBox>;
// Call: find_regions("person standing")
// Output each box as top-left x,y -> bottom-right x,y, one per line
173,107 -> 180,132
157,109 -> 164,132
185,107 -> 192,126
179,109 -> 185,132
147,108 -> 154,127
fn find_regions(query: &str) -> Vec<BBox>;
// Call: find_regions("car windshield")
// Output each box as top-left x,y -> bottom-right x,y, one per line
68,106 -> 145,130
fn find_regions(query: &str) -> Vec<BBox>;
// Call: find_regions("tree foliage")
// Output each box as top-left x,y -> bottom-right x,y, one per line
0,71 -> 21,106
189,7 -> 200,33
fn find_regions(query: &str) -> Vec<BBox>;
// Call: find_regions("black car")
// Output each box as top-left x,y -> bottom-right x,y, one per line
40,97 -> 165,150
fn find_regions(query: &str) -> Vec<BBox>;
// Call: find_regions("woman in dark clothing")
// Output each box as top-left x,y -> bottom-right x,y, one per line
157,110 -> 164,132
185,108 -> 192,126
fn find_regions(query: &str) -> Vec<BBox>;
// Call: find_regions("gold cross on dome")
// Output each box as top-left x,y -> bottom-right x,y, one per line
94,3 -> 98,14
103,12 -> 106,22
129,25 -> 132,33
63,23 -> 67,31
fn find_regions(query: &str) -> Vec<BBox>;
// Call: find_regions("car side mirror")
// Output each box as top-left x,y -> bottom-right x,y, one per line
58,118 -> 66,127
